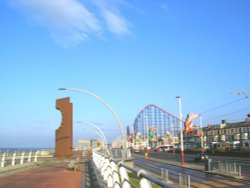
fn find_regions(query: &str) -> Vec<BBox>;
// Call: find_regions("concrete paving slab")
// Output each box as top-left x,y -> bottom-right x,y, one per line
0,160 -> 84,188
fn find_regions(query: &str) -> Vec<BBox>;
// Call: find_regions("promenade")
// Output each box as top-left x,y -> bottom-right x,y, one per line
1,151 -> 250,188
0,158 -> 85,188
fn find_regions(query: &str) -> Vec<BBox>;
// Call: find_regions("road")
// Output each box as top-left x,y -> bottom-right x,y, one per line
133,154 -> 250,188
135,151 -> 250,175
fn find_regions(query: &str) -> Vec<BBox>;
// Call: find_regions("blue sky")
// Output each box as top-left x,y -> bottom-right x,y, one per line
1,0 -> 249,148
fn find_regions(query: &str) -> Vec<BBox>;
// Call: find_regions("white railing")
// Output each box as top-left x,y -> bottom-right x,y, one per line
92,151 -> 175,188
0,151 -> 39,168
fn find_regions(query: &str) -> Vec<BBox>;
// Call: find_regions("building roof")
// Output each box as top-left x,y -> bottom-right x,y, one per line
203,121 -> 250,131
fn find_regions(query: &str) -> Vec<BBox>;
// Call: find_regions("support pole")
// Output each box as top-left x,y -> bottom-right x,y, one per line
176,96 -> 184,167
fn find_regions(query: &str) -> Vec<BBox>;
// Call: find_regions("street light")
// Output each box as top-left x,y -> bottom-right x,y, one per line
77,121 -> 110,156
199,115 -> 204,153
92,137 -> 107,153
84,129 -> 106,150
58,88 -> 127,162
93,130 -> 110,155
176,96 -> 184,167
144,116 -> 149,149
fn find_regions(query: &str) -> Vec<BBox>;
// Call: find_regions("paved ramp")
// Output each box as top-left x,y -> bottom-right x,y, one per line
0,161 -> 84,188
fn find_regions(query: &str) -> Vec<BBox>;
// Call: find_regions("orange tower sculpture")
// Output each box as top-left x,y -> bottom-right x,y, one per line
55,97 -> 73,157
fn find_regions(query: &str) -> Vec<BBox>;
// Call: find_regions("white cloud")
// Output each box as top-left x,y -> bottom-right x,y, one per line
91,0 -> 131,36
9,0 -> 131,46
102,9 -> 130,36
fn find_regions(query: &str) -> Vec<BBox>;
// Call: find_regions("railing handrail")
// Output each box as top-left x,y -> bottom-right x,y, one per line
96,152 -> 175,188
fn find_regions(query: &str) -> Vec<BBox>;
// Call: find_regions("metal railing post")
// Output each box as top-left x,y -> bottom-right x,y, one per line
1,153 -> 5,168
161,168 -> 164,179
107,173 -> 113,188
104,159 -> 111,181
239,165 -> 242,178
99,156 -> 105,172
179,173 -> 182,188
122,180 -> 131,188
101,158 -> 108,177
111,161 -> 120,186
20,152 -> 25,165
112,171 -> 120,187
218,161 -> 221,172
34,151 -> 38,162
165,169 -> 169,183
119,165 -> 130,186
11,153 -> 16,166
140,178 -> 152,188
28,152 -> 32,163
187,175 -> 191,188
234,163 -> 236,174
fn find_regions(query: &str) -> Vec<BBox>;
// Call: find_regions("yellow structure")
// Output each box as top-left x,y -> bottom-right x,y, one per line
77,139 -> 102,150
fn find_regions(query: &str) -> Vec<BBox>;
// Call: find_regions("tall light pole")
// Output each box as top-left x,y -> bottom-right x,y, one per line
144,116 -> 149,149
131,125 -> 135,148
58,88 -> 127,162
199,115 -> 204,153
92,138 -> 107,153
93,130 -> 110,155
78,121 -> 110,156
176,96 -> 184,167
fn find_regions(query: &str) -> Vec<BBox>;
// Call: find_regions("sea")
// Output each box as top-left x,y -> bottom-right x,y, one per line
0,148 -> 54,154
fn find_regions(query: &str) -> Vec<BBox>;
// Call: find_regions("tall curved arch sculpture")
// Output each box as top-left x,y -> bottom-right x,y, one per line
55,97 -> 73,157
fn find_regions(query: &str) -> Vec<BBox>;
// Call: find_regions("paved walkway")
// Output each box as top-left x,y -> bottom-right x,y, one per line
0,160 -> 85,188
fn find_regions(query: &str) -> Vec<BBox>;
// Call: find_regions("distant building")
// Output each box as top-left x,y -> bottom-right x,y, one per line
184,118 -> 250,150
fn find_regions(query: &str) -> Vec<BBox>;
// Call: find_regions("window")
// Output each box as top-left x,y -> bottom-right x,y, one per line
242,133 -> 248,140
220,135 -> 226,141
233,134 -> 240,140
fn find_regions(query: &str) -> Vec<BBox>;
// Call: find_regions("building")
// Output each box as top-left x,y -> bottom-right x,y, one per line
183,126 -> 203,149
184,119 -> 250,150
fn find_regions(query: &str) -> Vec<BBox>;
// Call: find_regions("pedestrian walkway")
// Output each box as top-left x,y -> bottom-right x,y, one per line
0,159 -> 85,188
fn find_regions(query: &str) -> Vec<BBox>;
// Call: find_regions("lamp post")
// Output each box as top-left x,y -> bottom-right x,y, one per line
144,116 -> 149,149
58,88 -> 127,162
176,96 -> 184,167
93,130 -> 110,155
199,115 -> 204,153
131,125 -> 135,148
93,130 -> 106,145
91,137 -> 107,153
78,121 -> 110,156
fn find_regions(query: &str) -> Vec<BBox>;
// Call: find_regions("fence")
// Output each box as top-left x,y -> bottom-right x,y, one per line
92,151 -> 175,188
0,151 -> 39,168
134,157 -> 192,188
212,161 -> 243,178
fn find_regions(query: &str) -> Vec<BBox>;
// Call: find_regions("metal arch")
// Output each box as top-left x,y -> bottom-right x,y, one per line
133,104 -> 181,123
133,104 -> 181,137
